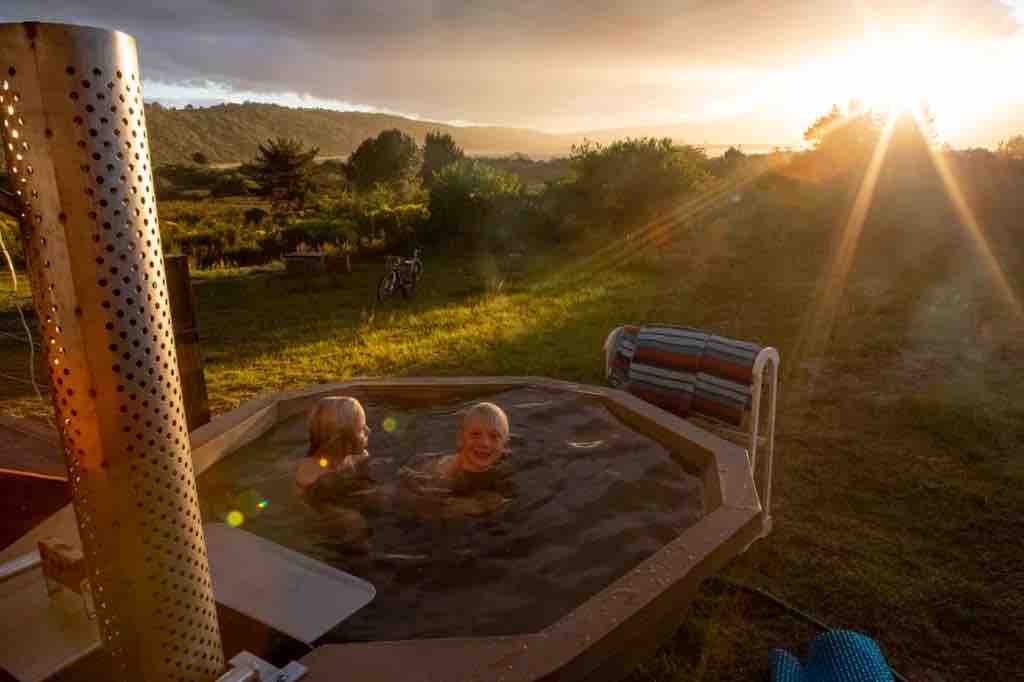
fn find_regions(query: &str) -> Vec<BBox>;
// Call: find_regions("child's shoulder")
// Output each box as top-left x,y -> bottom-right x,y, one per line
295,456 -> 326,488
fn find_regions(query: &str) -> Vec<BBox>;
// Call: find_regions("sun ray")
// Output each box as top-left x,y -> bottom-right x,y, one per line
551,160 -> 779,284
911,106 -> 1024,319
791,111 -> 898,370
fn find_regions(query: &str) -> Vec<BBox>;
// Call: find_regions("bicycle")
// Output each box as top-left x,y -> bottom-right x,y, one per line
377,248 -> 423,302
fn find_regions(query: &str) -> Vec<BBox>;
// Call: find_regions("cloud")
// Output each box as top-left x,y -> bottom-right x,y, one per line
1,1 -> 1020,133
1002,1 -> 1024,26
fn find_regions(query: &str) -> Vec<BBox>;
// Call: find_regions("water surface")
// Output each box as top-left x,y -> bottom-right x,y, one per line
198,387 -> 704,641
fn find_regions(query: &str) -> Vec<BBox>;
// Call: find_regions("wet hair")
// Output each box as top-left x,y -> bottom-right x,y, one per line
461,402 -> 510,442
307,396 -> 365,457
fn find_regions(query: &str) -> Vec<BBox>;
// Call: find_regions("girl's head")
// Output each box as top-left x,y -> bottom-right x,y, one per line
308,396 -> 370,459
456,402 -> 510,472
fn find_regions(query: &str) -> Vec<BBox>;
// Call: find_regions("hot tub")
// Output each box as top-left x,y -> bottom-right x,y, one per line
191,377 -> 768,682
1,377 -> 768,682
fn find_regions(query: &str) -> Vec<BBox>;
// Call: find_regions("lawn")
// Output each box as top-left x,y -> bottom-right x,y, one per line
1,174 -> 1022,679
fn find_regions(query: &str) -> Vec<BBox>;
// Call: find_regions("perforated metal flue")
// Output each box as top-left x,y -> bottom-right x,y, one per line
0,23 -> 224,681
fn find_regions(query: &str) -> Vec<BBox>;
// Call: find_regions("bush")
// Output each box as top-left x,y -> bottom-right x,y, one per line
221,246 -> 268,267
560,137 -> 709,234
210,173 -> 255,198
345,129 -> 420,191
244,208 -> 269,226
426,159 -> 523,245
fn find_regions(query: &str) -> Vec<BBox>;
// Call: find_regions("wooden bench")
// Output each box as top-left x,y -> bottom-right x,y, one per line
605,324 -> 779,533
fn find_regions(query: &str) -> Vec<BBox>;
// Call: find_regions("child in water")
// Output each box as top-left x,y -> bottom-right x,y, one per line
295,396 -> 376,553
295,396 -> 372,491
436,401 -> 511,491
400,402 -> 511,517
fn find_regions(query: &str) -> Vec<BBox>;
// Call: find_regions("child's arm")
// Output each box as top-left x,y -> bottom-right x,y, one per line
295,457 -> 327,489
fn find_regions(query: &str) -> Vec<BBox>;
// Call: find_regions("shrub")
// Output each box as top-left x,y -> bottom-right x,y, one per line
562,138 -> 709,234
426,159 -> 523,245
244,208 -> 268,226
221,246 -> 268,267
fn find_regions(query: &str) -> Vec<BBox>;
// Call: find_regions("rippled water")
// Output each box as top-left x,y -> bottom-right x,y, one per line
197,387 -> 704,641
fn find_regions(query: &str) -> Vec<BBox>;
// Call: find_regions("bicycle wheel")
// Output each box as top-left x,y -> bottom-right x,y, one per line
400,275 -> 415,299
377,273 -> 395,302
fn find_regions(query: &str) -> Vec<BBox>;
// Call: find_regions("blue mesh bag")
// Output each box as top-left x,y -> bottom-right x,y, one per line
769,630 -> 895,682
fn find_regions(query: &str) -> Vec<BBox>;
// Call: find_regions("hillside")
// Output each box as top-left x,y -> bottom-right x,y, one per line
144,102 -> 782,166
145,102 -> 576,165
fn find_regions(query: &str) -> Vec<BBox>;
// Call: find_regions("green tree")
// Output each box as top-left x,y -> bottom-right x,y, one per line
713,146 -> 749,177
345,129 -> 420,191
997,135 -> 1024,160
243,137 -> 319,210
803,101 -> 883,169
419,131 -> 464,187
565,137 -> 708,231
427,159 -> 523,243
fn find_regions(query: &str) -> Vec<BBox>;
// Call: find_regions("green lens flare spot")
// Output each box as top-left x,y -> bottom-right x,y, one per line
383,416 -> 398,432
226,510 -> 244,527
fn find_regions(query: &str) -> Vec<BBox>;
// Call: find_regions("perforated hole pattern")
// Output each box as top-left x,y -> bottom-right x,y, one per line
1,37 -> 223,682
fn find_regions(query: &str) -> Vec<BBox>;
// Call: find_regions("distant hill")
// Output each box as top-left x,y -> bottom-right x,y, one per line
144,102 -> 576,165
144,102 -> 784,166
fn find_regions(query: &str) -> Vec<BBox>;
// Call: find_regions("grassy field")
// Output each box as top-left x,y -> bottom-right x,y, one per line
1,170 -> 1022,679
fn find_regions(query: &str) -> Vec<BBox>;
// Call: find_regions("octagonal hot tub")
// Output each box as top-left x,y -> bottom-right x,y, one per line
189,377 -> 769,682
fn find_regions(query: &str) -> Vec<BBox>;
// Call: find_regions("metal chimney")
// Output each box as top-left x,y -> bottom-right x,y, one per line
0,22 -> 224,681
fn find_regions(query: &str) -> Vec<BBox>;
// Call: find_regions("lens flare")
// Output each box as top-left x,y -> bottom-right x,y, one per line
383,416 -> 398,433
319,457 -> 329,468
256,499 -> 269,510
226,510 -> 244,527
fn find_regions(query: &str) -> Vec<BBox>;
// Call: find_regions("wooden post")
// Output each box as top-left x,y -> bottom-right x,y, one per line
165,254 -> 211,432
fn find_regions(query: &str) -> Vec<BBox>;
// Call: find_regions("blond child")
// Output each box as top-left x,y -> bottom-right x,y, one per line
436,402 -> 510,486
399,402 -> 511,517
295,396 -> 372,490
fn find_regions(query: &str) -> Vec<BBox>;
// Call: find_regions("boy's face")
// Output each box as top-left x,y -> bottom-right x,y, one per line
354,410 -> 370,453
460,416 -> 507,471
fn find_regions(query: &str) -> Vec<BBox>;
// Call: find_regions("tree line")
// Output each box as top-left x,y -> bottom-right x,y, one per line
156,127 -> 723,268
141,102 -> 1024,270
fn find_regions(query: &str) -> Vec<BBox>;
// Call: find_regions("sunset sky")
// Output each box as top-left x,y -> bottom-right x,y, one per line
4,1 -> 1023,147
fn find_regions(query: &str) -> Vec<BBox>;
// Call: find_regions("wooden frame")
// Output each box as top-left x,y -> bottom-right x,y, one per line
1,377 -> 771,682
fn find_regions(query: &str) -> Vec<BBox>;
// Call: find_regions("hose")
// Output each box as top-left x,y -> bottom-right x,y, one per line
708,577 -> 910,682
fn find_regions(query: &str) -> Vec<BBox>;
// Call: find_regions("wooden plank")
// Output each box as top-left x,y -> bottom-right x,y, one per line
204,523 -> 375,645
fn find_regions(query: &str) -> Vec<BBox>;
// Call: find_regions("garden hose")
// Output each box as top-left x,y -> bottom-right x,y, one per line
708,577 -> 910,682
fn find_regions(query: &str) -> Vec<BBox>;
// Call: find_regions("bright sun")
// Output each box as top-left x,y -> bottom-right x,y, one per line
851,32 -> 941,111
816,29 -> 1000,140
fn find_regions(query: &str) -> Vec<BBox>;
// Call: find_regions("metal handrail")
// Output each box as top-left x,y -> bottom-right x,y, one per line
749,347 -> 780,537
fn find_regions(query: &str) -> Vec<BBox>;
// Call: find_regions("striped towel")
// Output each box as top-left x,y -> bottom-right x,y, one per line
614,324 -> 763,426
627,325 -> 709,418
693,335 -> 761,426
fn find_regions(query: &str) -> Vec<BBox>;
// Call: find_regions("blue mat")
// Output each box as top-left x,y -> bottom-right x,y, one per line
769,630 -> 895,682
